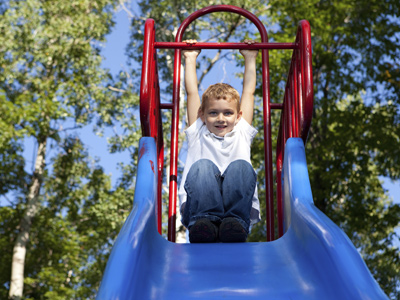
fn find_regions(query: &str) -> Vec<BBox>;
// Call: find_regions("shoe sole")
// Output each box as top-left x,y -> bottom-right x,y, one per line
219,218 -> 247,243
189,219 -> 218,243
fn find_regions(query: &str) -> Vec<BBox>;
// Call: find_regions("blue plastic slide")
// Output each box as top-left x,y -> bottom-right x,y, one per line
96,137 -> 388,299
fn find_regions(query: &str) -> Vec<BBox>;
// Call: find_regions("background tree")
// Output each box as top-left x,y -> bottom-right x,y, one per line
0,0 -> 139,298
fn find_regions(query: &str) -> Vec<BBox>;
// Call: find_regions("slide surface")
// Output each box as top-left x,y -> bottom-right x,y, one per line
97,137 -> 388,299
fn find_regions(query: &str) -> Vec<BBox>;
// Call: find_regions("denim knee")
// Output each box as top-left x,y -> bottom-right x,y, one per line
186,159 -> 219,179
223,160 -> 255,177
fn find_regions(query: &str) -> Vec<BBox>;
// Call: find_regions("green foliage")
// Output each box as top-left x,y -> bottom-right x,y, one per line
0,0 -> 139,298
0,0 -> 116,130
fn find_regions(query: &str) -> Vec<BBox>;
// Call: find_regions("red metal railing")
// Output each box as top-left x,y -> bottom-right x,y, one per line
140,19 -> 164,233
276,20 -> 313,237
139,5 -> 313,242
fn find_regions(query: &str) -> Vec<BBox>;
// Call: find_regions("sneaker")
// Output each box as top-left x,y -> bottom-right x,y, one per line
219,217 -> 247,243
189,218 -> 218,243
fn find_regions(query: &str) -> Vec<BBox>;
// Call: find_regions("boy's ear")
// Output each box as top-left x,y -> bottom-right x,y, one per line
198,107 -> 205,122
235,110 -> 243,124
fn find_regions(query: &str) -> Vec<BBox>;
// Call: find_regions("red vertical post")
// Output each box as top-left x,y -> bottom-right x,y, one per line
296,48 -> 302,138
292,60 -> 299,136
167,48 -> 182,242
276,120 -> 284,237
261,47 -> 274,241
157,98 -> 164,234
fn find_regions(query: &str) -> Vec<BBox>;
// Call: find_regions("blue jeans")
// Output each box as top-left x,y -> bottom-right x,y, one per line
182,159 -> 256,233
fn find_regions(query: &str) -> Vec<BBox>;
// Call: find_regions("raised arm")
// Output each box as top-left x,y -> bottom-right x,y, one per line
240,40 -> 258,125
182,40 -> 201,126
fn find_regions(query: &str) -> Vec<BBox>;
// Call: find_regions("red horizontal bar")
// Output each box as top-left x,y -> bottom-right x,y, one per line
271,103 -> 283,109
160,103 -> 174,109
155,42 -> 298,50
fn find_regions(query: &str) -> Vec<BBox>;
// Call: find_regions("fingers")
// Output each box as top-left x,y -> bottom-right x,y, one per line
183,39 -> 259,57
240,39 -> 258,57
243,39 -> 256,45
183,39 -> 197,45
182,39 -> 201,57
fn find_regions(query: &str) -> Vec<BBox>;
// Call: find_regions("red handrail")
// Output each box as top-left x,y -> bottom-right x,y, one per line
139,5 -> 313,242
140,19 -> 164,234
276,20 -> 314,237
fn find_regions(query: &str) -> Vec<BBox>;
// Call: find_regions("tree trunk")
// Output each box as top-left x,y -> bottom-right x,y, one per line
9,137 -> 47,299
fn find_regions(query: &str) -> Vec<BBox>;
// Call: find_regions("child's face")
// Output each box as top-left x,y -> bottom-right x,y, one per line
200,97 -> 242,137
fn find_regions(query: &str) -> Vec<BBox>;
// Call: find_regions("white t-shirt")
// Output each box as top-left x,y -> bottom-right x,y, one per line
179,118 -> 261,225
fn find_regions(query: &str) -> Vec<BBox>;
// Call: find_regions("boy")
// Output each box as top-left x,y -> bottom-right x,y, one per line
179,40 -> 260,243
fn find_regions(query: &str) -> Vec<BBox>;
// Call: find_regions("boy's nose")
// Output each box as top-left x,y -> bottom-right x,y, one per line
217,113 -> 224,121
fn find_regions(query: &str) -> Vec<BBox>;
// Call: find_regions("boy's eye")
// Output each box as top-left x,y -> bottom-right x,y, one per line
224,112 -> 233,116
209,111 -> 217,115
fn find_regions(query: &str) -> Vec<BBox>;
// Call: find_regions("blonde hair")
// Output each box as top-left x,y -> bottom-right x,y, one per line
200,83 -> 240,112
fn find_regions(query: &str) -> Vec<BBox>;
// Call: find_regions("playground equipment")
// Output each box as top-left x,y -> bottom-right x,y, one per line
97,5 -> 388,299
